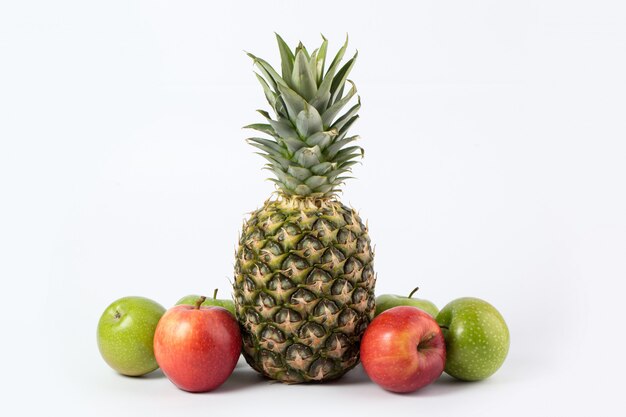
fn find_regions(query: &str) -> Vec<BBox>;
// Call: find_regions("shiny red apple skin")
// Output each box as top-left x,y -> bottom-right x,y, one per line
360,306 -> 446,393
153,305 -> 241,392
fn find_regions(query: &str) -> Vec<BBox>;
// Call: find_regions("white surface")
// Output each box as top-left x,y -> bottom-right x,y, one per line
1,0 -> 625,415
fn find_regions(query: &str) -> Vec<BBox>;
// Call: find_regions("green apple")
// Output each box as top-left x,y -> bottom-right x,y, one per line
436,297 -> 510,381
97,296 -> 166,376
375,287 -> 439,317
175,289 -> 235,316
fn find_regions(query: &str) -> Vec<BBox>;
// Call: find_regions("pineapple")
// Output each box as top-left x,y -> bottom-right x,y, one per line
233,34 -> 376,383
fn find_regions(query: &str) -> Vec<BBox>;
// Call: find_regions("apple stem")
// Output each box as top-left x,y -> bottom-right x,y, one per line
439,325 -> 449,330
213,288 -> 219,300
408,287 -> 419,299
194,296 -> 207,309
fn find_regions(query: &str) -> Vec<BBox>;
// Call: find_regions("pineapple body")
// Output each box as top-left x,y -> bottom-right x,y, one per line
234,197 -> 375,382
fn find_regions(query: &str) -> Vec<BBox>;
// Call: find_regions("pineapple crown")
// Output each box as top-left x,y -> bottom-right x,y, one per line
245,34 -> 362,199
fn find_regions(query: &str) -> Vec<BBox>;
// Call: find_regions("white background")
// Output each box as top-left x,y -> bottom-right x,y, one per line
1,0 -> 625,415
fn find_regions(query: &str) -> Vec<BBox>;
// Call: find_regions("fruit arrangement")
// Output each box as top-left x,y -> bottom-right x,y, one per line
96,35 -> 510,394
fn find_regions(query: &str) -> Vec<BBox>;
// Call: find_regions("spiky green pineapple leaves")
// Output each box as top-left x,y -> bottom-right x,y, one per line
245,34 -> 363,198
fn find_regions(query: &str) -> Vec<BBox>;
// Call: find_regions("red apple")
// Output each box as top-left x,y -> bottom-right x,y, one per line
360,306 -> 446,393
153,296 -> 242,392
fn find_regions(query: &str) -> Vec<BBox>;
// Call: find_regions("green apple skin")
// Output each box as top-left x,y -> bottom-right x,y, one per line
97,296 -> 166,376
375,294 -> 439,318
436,297 -> 510,381
175,294 -> 235,316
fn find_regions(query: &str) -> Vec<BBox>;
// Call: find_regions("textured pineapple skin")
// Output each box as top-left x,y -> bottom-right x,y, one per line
233,197 -> 376,383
